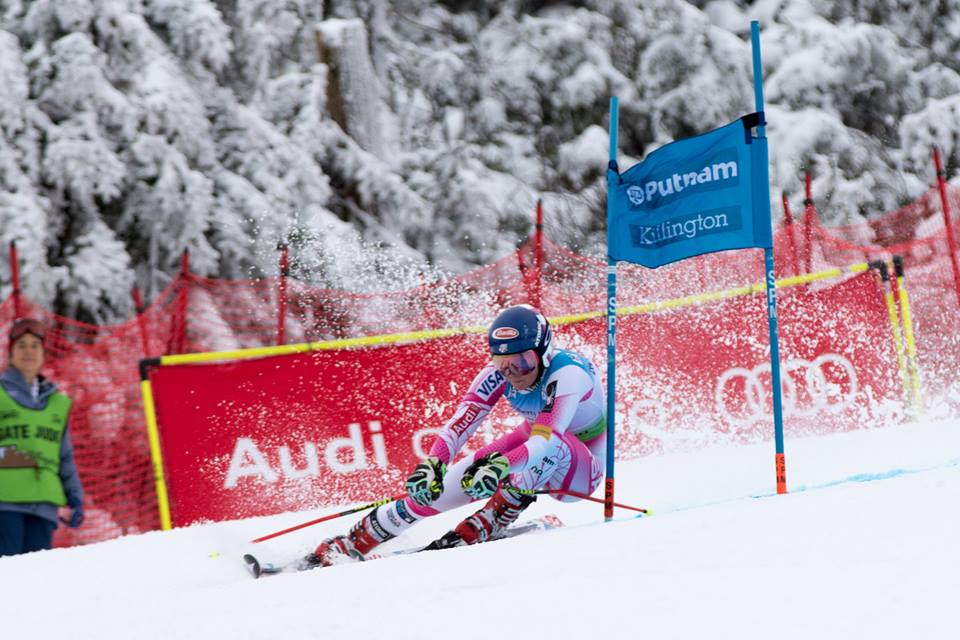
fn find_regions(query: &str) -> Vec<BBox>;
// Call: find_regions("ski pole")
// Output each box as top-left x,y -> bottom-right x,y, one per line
250,494 -> 406,544
539,488 -> 649,515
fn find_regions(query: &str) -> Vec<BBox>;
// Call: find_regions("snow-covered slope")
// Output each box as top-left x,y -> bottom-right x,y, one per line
3,417 -> 958,640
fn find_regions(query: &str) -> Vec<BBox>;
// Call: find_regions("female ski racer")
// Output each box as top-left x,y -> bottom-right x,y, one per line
308,304 -> 606,566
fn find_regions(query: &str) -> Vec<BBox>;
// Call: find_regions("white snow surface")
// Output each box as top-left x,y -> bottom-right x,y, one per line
3,417 -> 959,640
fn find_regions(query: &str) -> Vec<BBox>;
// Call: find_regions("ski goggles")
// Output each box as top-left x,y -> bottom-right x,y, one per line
9,318 -> 46,342
492,350 -> 539,378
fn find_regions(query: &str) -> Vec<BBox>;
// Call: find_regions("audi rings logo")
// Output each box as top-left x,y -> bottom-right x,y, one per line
715,354 -> 858,428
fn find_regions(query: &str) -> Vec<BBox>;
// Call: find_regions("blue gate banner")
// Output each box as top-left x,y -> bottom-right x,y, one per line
607,114 -> 772,268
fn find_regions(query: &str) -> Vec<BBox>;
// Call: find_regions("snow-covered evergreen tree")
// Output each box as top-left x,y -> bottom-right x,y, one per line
0,0 -> 957,321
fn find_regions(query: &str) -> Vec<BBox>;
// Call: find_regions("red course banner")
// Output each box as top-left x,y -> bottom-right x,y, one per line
147,271 -> 901,527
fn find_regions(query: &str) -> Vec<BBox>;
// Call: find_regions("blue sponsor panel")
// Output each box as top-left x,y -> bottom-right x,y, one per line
628,206 -> 742,248
607,115 -> 772,268
621,146 -> 742,209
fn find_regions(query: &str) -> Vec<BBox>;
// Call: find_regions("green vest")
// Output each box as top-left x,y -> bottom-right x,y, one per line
0,384 -> 72,505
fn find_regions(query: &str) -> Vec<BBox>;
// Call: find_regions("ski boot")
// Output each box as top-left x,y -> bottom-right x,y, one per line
305,507 -> 395,568
426,486 -> 536,549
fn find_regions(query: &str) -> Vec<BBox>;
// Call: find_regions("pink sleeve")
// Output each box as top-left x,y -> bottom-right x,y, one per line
427,364 -> 505,464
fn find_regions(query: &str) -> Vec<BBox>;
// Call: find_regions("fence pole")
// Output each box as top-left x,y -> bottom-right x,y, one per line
277,242 -> 289,346
893,256 -> 924,414
533,199 -> 543,310
175,250 -> 190,354
9,240 -> 21,318
803,172 -> 814,275
933,147 -> 960,307
870,261 -> 911,409
131,287 -> 151,356
782,192 -> 801,276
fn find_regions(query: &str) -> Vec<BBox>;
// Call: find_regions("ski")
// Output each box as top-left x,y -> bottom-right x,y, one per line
242,553 -> 272,579
243,514 -> 564,579
419,512 -> 563,551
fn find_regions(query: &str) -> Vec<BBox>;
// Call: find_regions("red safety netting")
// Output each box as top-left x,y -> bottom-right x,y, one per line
777,184 -> 960,272
1,177 -> 958,546
772,182 -> 960,408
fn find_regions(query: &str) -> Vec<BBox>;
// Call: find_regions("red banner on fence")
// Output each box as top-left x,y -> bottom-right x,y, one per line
147,271 -> 901,527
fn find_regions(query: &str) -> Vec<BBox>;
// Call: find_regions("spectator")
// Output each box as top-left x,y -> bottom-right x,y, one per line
0,318 -> 84,556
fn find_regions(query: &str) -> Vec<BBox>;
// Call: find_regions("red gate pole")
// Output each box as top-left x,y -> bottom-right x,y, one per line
9,241 -> 22,318
933,147 -> 960,308
277,242 -> 289,345
131,287 -> 151,356
532,199 -> 543,310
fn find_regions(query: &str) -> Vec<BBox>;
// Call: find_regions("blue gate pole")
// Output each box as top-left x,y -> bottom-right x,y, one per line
751,21 -> 787,493
605,96 -> 619,519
